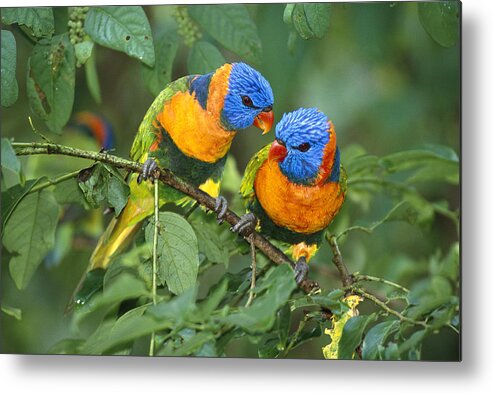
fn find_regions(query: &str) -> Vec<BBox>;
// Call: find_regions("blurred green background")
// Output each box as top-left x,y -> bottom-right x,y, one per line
1,2 -> 459,359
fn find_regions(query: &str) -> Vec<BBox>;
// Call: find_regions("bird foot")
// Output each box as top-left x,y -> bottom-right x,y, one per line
231,212 -> 258,237
137,158 -> 159,184
294,256 -> 309,285
214,195 -> 228,224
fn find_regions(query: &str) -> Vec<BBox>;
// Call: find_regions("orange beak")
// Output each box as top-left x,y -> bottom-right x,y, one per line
269,140 -> 287,162
253,110 -> 274,135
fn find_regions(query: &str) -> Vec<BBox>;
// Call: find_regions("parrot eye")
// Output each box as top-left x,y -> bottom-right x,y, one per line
241,95 -> 254,107
297,142 -> 310,152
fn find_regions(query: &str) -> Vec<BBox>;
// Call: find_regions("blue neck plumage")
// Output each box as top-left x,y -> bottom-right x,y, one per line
189,73 -> 213,110
279,145 -> 341,186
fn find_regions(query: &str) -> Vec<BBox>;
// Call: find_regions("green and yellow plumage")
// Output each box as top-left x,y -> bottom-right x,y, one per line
88,63 -> 275,271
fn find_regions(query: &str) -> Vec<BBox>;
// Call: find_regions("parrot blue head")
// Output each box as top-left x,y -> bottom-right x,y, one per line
221,63 -> 274,133
271,108 -> 330,185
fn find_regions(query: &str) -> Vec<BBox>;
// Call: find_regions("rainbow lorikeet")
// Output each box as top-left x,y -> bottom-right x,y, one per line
232,108 -> 347,284
71,111 -> 116,151
89,63 -> 274,270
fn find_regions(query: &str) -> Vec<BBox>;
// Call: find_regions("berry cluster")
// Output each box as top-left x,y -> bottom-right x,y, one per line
173,6 -> 202,47
68,7 -> 90,67
68,6 -> 89,44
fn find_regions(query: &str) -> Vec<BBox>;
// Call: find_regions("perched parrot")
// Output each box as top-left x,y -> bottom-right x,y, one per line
232,108 -> 347,284
71,111 -> 116,151
88,62 -> 274,271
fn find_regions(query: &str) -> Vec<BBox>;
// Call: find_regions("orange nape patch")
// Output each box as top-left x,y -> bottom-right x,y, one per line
156,65 -> 236,164
254,159 -> 345,235
289,243 -> 319,262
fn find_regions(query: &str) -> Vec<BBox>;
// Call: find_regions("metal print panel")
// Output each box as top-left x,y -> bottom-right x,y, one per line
0,1 -> 460,360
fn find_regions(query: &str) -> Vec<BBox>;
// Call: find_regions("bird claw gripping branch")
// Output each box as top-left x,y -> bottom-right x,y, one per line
137,158 -> 159,184
231,212 -> 258,237
294,256 -> 309,285
214,195 -> 229,224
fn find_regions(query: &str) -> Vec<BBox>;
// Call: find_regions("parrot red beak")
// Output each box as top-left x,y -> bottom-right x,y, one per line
269,140 -> 287,162
253,110 -> 274,135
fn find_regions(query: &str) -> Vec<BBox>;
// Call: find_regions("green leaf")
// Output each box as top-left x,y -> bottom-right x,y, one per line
187,41 -> 225,75
142,30 -> 179,97
73,268 -> 106,310
292,4 -> 313,40
145,212 -> 199,295
220,264 -> 297,333
2,190 -> 59,289
189,5 -> 262,64
277,303 -> 291,348
338,313 -> 378,359
361,320 -> 400,360
198,277 -> 229,319
1,30 -> 19,107
292,3 -> 332,40
398,329 -> 426,359
77,163 -> 129,215
283,4 -> 296,25
303,3 -> 331,39
418,1 -> 460,47
85,6 -> 155,67
1,138 -> 22,185
1,304 -> 22,320
190,214 -> 229,266
106,175 -> 129,216
82,304 -> 169,354
26,33 -> 76,133
380,146 -> 459,185
74,40 -> 94,66
1,7 -> 55,38
53,178 -> 86,206
76,273 -> 151,323
49,338 -> 84,354
258,333 -> 281,358
84,49 -> 102,104
147,287 -> 197,325
160,331 -> 215,357
290,289 -> 348,317
1,179 -> 42,232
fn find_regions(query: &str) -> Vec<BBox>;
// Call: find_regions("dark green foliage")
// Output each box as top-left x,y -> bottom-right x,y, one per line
188,5 -> 262,64
418,1 -> 460,48
1,30 -> 19,107
26,33 -> 76,133
84,6 -> 155,67
0,4 -> 459,360
1,7 -> 55,38
77,163 -> 130,216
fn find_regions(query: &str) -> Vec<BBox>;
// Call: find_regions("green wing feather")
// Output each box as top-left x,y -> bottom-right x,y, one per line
339,164 -> 348,195
130,76 -> 191,163
239,143 -> 272,204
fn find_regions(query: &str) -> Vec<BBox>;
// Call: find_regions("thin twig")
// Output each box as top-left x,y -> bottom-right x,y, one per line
149,178 -> 159,357
353,274 -> 410,293
245,234 -> 257,307
325,232 -> 353,287
27,170 -> 80,194
12,141 -> 319,293
28,116 -> 52,143
350,287 -> 428,328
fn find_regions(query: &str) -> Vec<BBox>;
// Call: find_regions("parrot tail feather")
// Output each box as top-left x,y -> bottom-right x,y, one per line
89,194 -> 154,270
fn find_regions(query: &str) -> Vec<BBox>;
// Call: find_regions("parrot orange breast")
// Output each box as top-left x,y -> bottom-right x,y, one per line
254,159 -> 345,235
156,90 -> 236,164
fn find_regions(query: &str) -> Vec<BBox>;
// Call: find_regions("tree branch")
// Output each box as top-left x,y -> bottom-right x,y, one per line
12,141 -> 319,293
325,232 -> 353,287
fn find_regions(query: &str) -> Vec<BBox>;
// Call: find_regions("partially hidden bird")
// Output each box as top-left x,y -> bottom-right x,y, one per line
233,108 -> 347,284
88,62 -> 274,272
